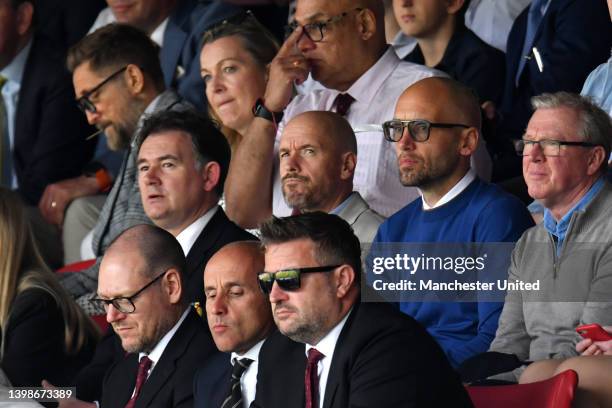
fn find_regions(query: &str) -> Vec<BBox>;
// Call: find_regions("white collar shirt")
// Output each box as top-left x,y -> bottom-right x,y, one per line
175,205 -> 219,255
230,339 -> 265,408
421,168 -> 477,210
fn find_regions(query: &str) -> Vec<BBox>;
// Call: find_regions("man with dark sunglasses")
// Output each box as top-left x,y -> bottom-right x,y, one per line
253,212 -> 472,408
57,24 -> 192,304
373,77 -> 533,368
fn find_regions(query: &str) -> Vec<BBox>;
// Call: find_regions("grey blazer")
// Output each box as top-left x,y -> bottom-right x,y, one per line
336,192 -> 385,251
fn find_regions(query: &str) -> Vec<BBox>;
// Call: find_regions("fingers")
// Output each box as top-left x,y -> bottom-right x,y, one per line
576,338 -> 593,353
277,26 -> 304,57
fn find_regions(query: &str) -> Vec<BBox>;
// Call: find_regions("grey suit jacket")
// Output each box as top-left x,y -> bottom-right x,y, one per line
61,90 -> 191,298
336,192 -> 385,248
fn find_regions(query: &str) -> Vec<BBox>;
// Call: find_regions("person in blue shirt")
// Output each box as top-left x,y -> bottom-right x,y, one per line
373,77 -> 533,367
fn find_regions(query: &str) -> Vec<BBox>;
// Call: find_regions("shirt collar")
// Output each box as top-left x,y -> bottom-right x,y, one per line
391,32 -> 417,60
543,177 -> 605,235
305,307 -> 352,359
231,338 -> 266,364
175,205 -> 219,255
337,47 -> 400,105
150,18 -> 169,47
139,307 -> 190,371
0,39 -> 32,85
329,192 -> 355,215
422,168 -> 476,210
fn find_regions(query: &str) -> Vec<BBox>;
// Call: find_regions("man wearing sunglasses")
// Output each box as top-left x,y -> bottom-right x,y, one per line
194,241 -> 275,408
93,224 -> 219,408
253,212 -> 472,408
57,24 -> 191,306
373,77 -> 533,368
483,92 -> 612,382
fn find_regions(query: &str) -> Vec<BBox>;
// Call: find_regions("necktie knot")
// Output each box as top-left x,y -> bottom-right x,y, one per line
334,93 -> 355,117
307,348 -> 324,365
305,348 -> 324,408
124,356 -> 152,408
137,355 -> 152,375
221,358 -> 254,408
231,357 -> 254,380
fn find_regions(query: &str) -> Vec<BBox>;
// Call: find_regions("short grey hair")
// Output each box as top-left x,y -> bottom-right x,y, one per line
531,92 -> 612,171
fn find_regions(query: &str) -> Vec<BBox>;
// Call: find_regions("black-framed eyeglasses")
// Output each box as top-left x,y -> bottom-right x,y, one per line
514,138 -> 600,157
90,270 -> 167,314
284,8 -> 363,42
382,119 -> 470,143
76,66 -> 127,114
257,264 -> 341,294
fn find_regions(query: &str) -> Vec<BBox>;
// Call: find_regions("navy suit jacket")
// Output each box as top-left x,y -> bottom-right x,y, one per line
253,301 -> 473,408
100,309 -> 220,408
14,34 -> 95,205
193,352 -> 232,408
499,0 -> 612,141
161,0 -> 242,111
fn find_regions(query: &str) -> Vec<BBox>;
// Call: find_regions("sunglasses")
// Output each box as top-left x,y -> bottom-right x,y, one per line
257,264 -> 341,294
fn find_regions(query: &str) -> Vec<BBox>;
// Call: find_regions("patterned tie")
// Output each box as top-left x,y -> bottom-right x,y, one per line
124,355 -> 152,408
304,348 -> 325,408
334,93 -> 355,117
222,357 -> 253,408
515,0 -> 547,85
0,75 -> 11,187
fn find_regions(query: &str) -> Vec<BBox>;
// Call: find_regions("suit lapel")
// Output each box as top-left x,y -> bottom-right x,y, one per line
159,0 -> 195,87
134,310 -> 200,407
185,207 -> 227,279
336,193 -> 368,227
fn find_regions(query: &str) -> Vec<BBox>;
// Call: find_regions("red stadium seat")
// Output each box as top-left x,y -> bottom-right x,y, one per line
466,369 -> 578,408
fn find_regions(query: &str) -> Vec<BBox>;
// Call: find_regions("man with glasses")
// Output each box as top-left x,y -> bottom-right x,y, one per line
93,224 -> 219,407
253,212 -> 472,408
373,77 -> 533,368
57,24 -> 191,303
223,0 -> 447,229
482,92 -> 612,382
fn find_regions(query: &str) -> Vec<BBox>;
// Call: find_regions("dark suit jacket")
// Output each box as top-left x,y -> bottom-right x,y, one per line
193,352 -> 232,408
14,34 -> 95,205
254,301 -> 473,408
184,207 -> 257,303
161,0 -> 241,111
100,309 -> 220,408
1,287 -> 95,387
499,0 -> 612,141
254,301 -> 472,408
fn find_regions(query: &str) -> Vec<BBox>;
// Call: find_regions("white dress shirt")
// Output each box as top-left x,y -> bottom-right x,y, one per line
421,168 -> 477,210
0,39 -> 32,188
230,339 -> 265,408
88,8 -> 169,47
175,205 -> 219,255
305,309 -> 351,408
273,47 -> 441,218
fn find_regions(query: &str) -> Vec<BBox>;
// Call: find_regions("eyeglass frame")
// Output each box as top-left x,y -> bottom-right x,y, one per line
90,269 -> 167,314
382,119 -> 470,143
257,264 -> 341,294
513,138 -> 601,157
284,7 -> 363,43
76,66 -> 128,114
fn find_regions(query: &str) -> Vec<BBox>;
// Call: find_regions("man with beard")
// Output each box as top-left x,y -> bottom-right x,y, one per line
58,24 -> 191,307
372,77 -> 533,367
91,224 -> 219,407
279,111 -> 384,250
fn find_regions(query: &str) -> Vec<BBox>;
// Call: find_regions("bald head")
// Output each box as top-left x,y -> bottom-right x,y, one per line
280,111 -> 357,212
204,241 -> 274,354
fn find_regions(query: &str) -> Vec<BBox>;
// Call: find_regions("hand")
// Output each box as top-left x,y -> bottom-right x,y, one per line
263,26 -> 310,112
38,176 -> 99,226
41,380 -> 96,408
576,326 -> 612,356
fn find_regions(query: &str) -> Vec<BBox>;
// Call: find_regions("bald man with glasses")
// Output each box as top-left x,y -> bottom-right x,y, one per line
253,212 -> 472,408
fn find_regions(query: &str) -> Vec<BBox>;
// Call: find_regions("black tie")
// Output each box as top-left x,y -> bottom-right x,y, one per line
334,93 -> 355,117
222,357 -> 253,408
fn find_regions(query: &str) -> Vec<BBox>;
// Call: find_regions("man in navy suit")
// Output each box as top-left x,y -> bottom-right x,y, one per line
194,241 -> 275,408
253,213 -> 472,408
494,0 -> 612,180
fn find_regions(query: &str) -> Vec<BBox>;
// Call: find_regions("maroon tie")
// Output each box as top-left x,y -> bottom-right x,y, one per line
334,93 -> 355,117
125,355 -> 152,408
304,348 -> 325,408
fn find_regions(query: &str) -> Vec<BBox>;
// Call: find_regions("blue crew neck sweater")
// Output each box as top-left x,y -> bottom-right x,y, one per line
373,178 -> 534,366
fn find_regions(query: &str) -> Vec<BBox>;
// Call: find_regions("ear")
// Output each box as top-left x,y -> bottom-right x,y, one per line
446,0 -> 466,15
339,151 -> 356,181
164,268 -> 183,305
585,146 -> 606,176
458,127 -> 479,157
16,1 -> 34,36
334,265 -> 355,299
201,161 -> 221,193
356,8 -> 377,41
124,64 -> 145,95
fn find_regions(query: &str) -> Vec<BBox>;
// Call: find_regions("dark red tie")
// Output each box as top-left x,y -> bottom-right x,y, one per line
125,355 -> 152,408
304,348 -> 325,408
334,93 -> 355,117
